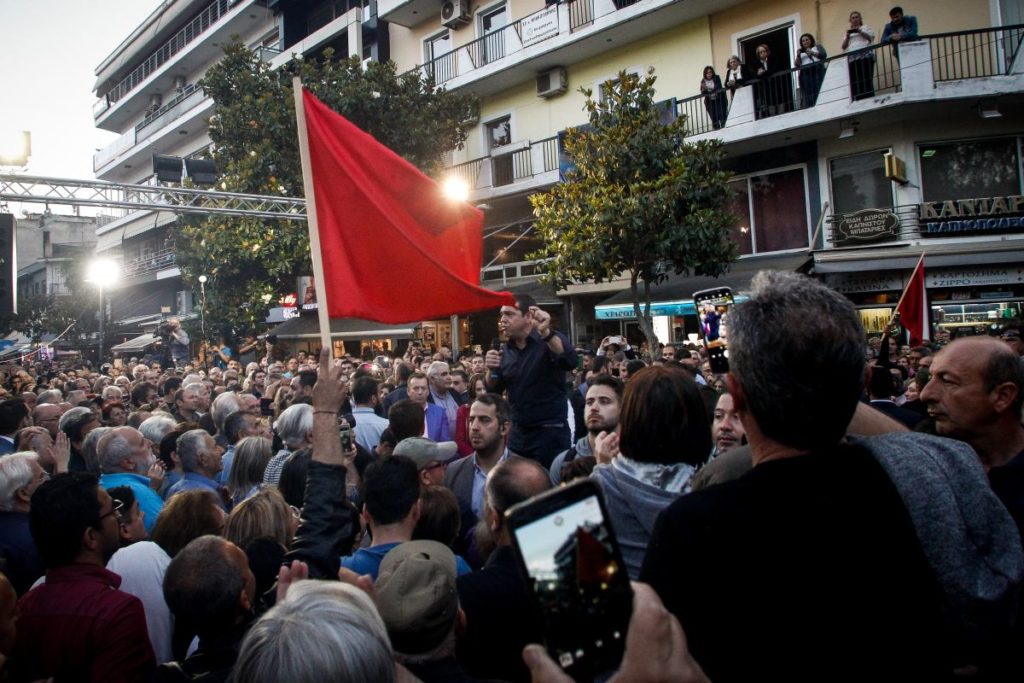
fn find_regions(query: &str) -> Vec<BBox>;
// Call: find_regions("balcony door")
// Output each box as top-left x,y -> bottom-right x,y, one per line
424,31 -> 454,83
479,3 -> 507,65
739,25 -> 795,117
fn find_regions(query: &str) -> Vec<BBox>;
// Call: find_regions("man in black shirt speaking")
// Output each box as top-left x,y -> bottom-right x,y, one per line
484,295 -> 576,469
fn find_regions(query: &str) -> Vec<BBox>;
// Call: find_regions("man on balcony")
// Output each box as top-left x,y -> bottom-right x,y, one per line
881,6 -> 919,58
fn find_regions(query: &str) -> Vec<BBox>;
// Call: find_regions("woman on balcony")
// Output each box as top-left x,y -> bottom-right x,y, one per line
794,33 -> 827,109
699,66 -> 728,130
723,55 -> 751,101
842,11 -> 876,100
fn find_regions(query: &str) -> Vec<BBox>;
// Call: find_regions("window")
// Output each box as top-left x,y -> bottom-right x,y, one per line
830,150 -> 893,214
424,31 -> 453,83
486,115 -> 514,185
479,3 -> 507,65
598,69 -> 642,105
919,137 -> 1021,202
486,116 -> 512,151
727,167 -> 810,255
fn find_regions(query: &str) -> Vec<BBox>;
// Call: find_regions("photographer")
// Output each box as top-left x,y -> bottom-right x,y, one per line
156,317 -> 190,370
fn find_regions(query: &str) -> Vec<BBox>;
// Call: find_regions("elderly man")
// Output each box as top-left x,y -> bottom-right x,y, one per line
426,361 -> 463,430
13,472 -> 155,680
263,403 -> 313,487
641,271 -> 947,680
920,336 -> 1024,534
165,429 -> 228,508
97,427 -> 163,534
58,406 -> 100,472
32,403 -> 63,440
0,452 -> 48,595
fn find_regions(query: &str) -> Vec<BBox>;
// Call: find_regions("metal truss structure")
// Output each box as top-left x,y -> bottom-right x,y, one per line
0,174 -> 307,220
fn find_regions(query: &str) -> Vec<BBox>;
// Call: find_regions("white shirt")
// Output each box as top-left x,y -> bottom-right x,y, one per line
107,542 -> 174,663
845,25 -> 875,52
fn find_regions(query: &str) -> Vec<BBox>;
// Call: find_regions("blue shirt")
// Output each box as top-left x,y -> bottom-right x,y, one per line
341,542 -> 472,579
352,407 -> 389,453
166,472 -> 228,510
99,472 -> 164,534
492,330 -> 576,430
472,449 -> 510,520
216,445 -> 236,486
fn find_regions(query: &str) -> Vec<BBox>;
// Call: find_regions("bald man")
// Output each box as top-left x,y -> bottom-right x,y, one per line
920,336 -> 1024,535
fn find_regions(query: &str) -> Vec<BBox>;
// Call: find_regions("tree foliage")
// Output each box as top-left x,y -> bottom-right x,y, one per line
530,69 -> 737,352
174,43 -> 478,333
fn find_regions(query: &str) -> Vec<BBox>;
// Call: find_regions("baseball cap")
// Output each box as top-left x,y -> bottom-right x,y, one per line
375,540 -> 459,655
393,437 -> 458,471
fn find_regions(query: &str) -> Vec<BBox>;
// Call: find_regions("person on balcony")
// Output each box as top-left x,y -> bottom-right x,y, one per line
723,55 -> 751,101
842,10 -> 877,100
753,44 -> 791,119
881,6 -> 919,59
794,33 -> 827,109
699,66 -> 727,130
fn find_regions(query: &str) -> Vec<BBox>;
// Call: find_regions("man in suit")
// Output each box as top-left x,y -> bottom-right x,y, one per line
867,365 -> 921,429
382,361 -> 414,416
445,394 -> 512,561
455,455 -> 550,682
408,372 -> 450,442
0,399 -> 30,455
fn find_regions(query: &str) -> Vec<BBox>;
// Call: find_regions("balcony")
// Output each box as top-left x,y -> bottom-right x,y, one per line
448,136 -> 560,201
678,25 -> 1024,151
94,0 -> 270,132
410,0 -> 743,98
122,247 -> 178,282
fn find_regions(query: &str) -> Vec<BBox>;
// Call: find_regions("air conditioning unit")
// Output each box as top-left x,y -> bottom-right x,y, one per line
536,68 -> 568,98
441,0 -> 470,28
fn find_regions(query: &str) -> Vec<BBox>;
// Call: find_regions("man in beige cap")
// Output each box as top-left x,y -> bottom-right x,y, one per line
376,540 -> 470,682
393,437 -> 458,487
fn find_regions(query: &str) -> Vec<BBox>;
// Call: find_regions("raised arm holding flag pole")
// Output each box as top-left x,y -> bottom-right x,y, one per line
888,252 -> 929,347
292,77 -> 516,355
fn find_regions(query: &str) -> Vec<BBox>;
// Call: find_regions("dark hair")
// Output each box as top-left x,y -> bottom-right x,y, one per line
362,456 -> 420,526
0,399 -> 28,434
151,489 -> 224,557
158,424 -> 197,471
163,535 -> 245,638
890,6 -> 904,15
29,472 -> 102,568
130,382 -> 157,407
468,373 -> 487,401
618,366 -> 712,466
472,393 -> 512,425
513,294 -> 536,315
592,356 -> 611,374
379,427 -> 397,449
278,446 -> 312,509
560,455 -> 597,484
108,485 -> 136,521
101,400 -> 126,422
412,485 -> 461,547
223,410 -> 252,445
389,399 -> 425,442
984,345 -> 1024,414
588,374 -> 624,398
799,32 -> 816,46
162,377 -> 183,397
703,65 -> 716,77
868,365 -> 896,398
296,369 -> 317,391
352,376 -> 379,406
624,359 -> 647,377
397,362 -> 415,383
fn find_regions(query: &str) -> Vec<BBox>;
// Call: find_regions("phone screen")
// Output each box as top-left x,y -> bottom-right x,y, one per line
693,287 -> 734,374
509,483 -> 632,680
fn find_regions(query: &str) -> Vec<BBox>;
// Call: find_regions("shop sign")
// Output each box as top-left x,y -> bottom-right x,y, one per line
919,195 -> 1024,236
596,301 -> 694,320
521,6 -> 559,47
825,272 -> 903,294
926,267 -> 1024,289
833,209 -> 900,247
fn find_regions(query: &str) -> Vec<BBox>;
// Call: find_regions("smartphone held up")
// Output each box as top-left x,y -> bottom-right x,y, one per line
507,480 -> 633,681
693,286 -> 734,374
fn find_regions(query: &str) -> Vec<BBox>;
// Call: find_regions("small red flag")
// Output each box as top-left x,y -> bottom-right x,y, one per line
896,255 -> 928,347
301,88 -> 515,323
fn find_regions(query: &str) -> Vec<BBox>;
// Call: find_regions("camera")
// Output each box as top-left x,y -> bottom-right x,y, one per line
156,321 -> 174,338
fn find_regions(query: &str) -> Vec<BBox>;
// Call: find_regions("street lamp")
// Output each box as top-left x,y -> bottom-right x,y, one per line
85,258 -> 120,366
198,275 -> 208,370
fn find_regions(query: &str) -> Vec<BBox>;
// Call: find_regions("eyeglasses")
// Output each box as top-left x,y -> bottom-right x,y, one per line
98,498 -> 125,523
423,461 -> 447,472
289,505 -> 302,520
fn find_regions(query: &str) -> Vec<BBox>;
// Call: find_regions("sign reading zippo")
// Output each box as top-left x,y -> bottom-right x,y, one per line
833,209 -> 900,247
919,195 -> 1024,236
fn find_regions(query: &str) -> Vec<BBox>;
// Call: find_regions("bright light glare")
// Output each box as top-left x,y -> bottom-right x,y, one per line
85,258 -> 120,287
441,177 -> 469,202
0,131 -> 30,166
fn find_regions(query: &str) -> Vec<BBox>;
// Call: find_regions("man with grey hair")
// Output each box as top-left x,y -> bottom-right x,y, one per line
0,452 -> 47,594
165,429 -> 228,508
97,427 -> 163,534
262,403 -> 314,487
101,385 -> 123,403
641,271 -> 948,680
32,402 -> 63,440
58,406 -> 100,472
35,389 -> 63,406
426,361 -> 463,430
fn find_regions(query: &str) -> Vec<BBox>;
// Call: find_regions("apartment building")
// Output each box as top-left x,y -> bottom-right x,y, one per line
94,0 -> 1024,350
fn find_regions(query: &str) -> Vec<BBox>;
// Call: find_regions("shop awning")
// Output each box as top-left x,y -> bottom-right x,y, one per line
110,334 -> 159,354
594,254 -> 811,320
271,315 -> 417,341
812,243 -> 1024,273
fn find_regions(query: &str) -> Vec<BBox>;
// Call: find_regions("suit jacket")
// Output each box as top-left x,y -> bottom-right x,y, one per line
425,403 -> 451,442
0,436 -> 15,455
382,385 -> 408,416
445,455 -> 478,558
427,388 -> 465,407
869,399 -> 923,430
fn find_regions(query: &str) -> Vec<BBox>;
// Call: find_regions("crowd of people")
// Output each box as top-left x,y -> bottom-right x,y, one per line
0,273 -> 1021,681
700,6 -> 919,124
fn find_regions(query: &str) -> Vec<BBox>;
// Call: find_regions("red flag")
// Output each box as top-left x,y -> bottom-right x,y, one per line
896,255 -> 928,347
300,88 -> 515,323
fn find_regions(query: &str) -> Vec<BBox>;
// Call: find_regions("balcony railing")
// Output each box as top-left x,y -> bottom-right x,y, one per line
448,136 -> 559,193
567,0 -> 594,31
135,83 -> 204,135
481,259 -> 546,283
123,247 -> 176,280
96,0 -> 233,111
675,24 -> 1023,137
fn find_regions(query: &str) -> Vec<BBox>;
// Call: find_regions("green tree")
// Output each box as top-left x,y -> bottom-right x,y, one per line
530,69 -> 737,355
174,43 -> 478,332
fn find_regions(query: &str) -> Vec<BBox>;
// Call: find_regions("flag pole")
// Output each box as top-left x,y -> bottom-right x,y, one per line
293,77 -> 334,356
887,251 -> 926,330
